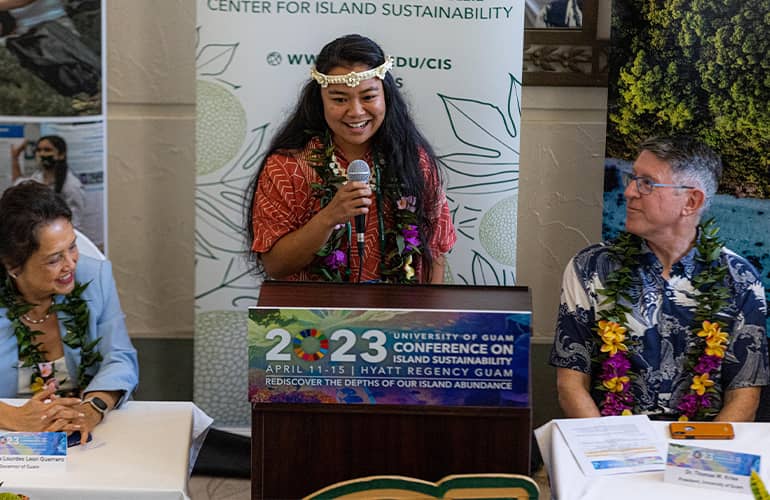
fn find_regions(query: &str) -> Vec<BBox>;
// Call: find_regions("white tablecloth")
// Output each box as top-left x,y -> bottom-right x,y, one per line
0,401 -> 212,500
535,419 -> 770,500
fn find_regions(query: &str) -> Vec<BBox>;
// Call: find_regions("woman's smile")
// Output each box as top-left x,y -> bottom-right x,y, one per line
11,218 -> 79,303
320,63 -> 386,158
56,272 -> 75,286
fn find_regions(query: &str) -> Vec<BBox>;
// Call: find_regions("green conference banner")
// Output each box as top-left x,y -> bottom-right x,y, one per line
195,0 -> 525,425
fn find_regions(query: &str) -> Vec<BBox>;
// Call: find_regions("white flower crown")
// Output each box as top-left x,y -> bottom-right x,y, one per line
310,56 -> 394,88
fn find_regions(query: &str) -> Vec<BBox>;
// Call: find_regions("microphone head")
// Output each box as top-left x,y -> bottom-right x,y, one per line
347,159 -> 370,184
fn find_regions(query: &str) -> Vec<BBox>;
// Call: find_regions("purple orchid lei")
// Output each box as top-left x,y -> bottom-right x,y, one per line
381,194 -> 422,282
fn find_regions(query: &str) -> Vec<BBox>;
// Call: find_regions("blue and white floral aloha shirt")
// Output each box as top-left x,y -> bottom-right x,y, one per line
550,239 -> 769,418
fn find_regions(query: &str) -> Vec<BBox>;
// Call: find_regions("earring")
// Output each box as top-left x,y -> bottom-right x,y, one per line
8,272 -> 17,279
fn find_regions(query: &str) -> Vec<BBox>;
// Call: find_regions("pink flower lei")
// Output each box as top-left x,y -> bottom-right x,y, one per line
595,220 -> 730,420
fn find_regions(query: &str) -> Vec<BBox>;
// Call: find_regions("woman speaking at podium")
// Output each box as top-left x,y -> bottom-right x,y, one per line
0,182 -> 138,442
247,34 -> 456,283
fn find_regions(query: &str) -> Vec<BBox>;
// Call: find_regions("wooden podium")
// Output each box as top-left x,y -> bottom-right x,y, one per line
252,281 -> 532,499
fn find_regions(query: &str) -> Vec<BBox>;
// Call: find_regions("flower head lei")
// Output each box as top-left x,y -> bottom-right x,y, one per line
594,218 -> 730,420
0,277 -> 101,395
307,130 -> 423,283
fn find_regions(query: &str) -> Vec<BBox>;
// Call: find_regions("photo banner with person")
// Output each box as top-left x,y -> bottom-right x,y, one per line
602,2 -> 770,327
0,0 -> 106,249
195,1 -> 526,425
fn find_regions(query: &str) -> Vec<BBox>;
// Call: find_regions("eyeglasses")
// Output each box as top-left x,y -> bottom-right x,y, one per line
621,172 -> 694,195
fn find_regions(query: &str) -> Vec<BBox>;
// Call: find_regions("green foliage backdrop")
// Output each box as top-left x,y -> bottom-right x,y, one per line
607,1 -> 770,198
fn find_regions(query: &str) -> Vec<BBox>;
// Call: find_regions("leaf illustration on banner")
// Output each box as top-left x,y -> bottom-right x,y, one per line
195,258 -> 255,305
441,158 -> 519,196
439,74 -> 520,159
438,75 -> 521,286
194,29 -> 264,310
195,126 -> 268,262
194,125 -> 268,304
452,204 -> 481,242
455,251 -> 515,286
197,42 -> 240,76
437,74 -> 521,196
471,251 -> 500,285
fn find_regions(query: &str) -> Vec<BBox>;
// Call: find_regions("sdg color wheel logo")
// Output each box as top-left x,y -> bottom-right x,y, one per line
293,328 -> 329,361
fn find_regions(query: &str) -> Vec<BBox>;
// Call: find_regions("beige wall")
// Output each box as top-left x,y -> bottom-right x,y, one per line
105,1 -> 608,342
106,0 -> 196,338
518,87 -> 607,343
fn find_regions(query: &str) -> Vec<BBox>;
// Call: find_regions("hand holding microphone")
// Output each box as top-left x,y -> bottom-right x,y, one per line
344,159 -> 371,282
346,159 -> 371,247
320,166 -> 371,227
316,160 -> 371,281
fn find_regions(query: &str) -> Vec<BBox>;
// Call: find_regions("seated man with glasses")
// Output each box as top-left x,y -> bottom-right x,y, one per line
550,135 -> 768,421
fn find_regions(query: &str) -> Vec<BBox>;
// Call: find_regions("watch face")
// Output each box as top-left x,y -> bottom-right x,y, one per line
89,397 -> 108,412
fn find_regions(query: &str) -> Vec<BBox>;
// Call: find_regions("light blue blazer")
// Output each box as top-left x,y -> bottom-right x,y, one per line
0,256 -> 139,405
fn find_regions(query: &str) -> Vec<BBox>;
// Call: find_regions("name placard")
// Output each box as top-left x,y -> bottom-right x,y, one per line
0,432 -> 67,473
664,443 -> 760,495
248,307 -> 530,407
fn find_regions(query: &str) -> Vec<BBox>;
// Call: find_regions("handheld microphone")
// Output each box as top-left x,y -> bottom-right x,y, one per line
347,159 -> 370,279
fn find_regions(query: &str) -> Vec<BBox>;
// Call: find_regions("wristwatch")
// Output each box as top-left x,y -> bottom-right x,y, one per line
82,396 -> 109,419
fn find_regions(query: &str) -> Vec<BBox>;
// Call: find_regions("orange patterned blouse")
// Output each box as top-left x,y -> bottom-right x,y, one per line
251,138 -> 456,282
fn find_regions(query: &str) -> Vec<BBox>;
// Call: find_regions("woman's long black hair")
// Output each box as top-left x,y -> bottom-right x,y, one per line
38,135 -> 69,194
245,34 -> 442,280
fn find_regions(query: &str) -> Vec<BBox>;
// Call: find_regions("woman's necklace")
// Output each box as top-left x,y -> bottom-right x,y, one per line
0,278 -> 102,394
21,297 -> 55,324
308,131 -> 423,283
595,218 -> 730,420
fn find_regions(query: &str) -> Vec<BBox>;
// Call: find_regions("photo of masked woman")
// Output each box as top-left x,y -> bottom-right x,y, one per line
10,135 -> 85,228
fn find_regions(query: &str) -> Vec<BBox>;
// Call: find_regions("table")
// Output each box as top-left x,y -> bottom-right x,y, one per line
0,401 -> 211,500
535,419 -> 770,500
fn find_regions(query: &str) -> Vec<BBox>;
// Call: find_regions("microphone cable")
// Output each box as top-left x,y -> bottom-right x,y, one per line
357,239 -> 365,283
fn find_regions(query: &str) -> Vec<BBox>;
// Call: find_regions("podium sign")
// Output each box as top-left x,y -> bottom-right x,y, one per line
251,282 -> 533,499
249,307 -> 530,407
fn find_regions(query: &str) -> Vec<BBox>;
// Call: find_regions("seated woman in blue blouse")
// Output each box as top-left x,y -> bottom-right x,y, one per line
0,182 -> 138,443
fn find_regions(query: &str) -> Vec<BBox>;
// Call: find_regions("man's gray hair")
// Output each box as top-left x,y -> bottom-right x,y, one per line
639,136 -> 722,211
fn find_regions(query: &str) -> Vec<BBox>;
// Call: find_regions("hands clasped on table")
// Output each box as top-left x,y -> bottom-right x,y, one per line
6,386 -> 99,444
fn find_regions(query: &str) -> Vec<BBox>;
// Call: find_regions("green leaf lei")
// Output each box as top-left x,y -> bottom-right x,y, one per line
595,218 -> 730,419
307,131 -> 422,283
0,277 -> 101,394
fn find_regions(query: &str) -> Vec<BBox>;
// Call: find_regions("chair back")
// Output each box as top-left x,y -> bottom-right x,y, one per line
75,229 -> 105,260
